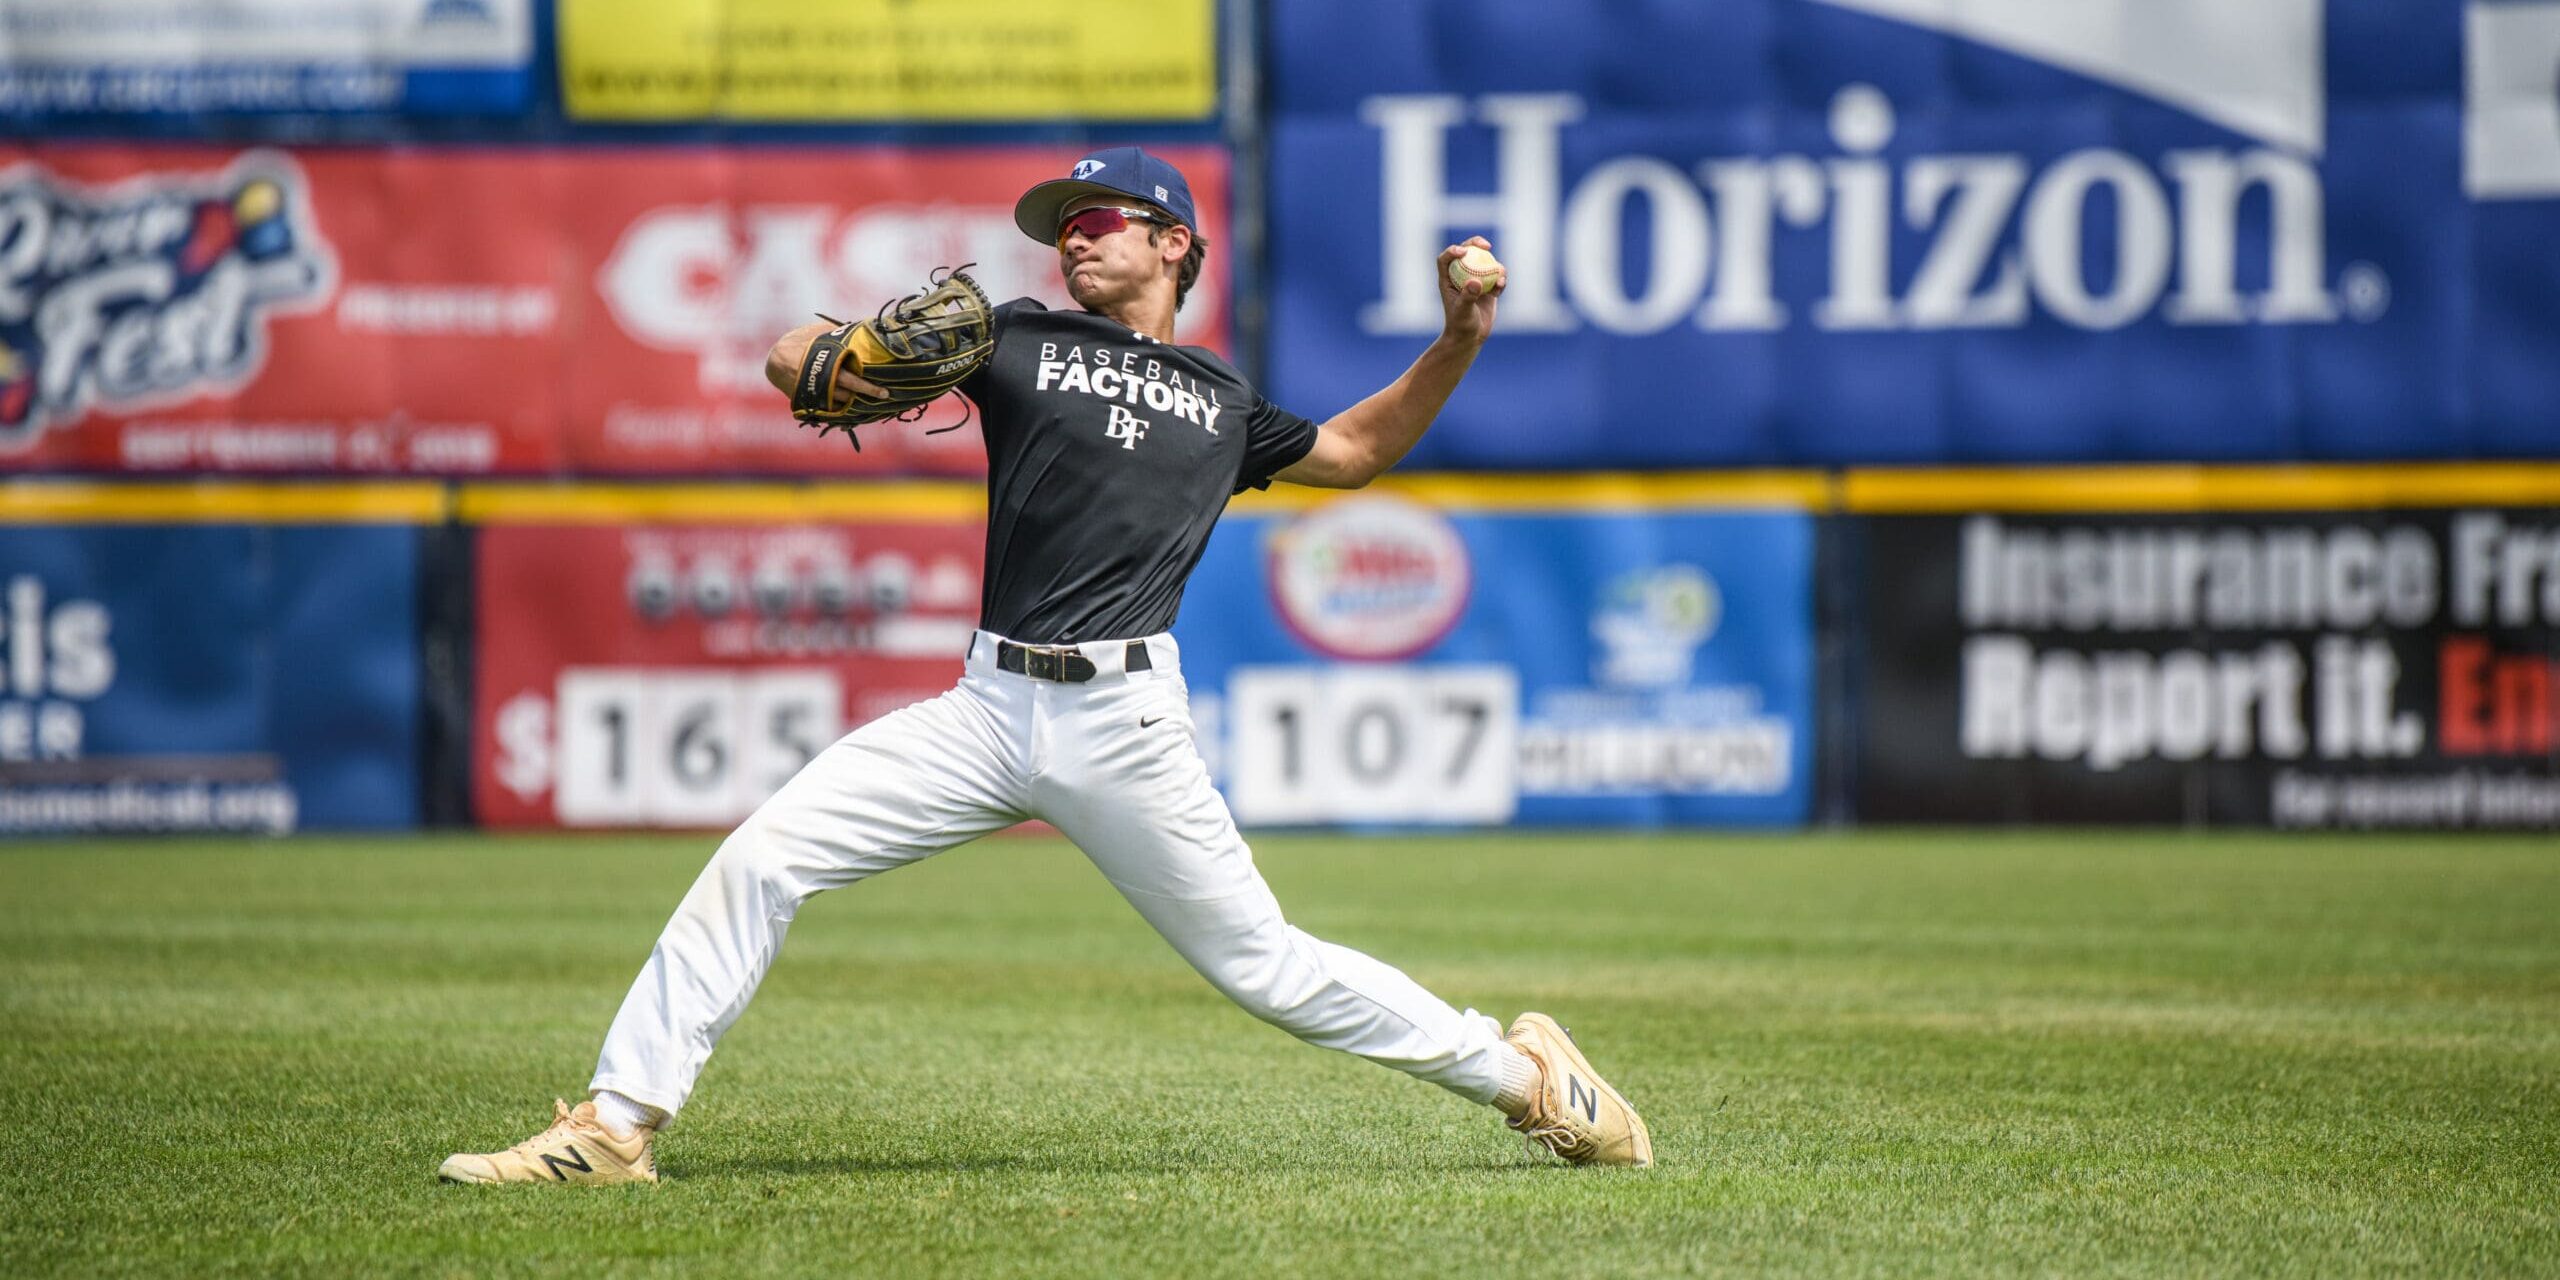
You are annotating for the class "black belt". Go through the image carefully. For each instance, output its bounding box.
[993,639,1153,683]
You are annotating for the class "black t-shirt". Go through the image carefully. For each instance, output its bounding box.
[957,299,1319,644]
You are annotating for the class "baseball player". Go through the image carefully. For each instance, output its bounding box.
[439,147,1650,1184]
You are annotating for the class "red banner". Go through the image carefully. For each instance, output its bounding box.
[473,520,989,827]
[0,144,1232,476]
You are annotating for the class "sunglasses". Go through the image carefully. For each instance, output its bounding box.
[1056,205,1169,249]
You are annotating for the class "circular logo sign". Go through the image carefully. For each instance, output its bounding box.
[1265,495,1471,660]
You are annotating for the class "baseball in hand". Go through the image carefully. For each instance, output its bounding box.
[1447,245,1505,294]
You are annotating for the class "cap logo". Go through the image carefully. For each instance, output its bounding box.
[1071,159,1106,179]
[1154,185,1169,202]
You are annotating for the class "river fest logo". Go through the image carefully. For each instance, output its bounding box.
[0,151,334,451]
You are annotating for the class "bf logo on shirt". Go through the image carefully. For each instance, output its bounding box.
[1106,405,1151,450]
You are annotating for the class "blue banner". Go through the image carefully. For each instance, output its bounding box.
[1172,498,1815,828]
[0,524,419,834]
[0,0,533,124]
[1266,0,2560,468]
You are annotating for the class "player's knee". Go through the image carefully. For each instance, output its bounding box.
[1199,951,1323,1029]
[706,818,808,899]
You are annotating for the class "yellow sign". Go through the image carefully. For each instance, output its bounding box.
[561,0,1217,121]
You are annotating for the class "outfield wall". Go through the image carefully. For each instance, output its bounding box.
[0,484,438,834]
[10,466,2560,835]
[3,1,2557,480]
[5,1,2560,833]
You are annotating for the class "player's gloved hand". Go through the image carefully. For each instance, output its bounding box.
[769,332,888,398]
[784,265,997,450]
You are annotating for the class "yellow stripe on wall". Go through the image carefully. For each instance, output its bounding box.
[1229,470,1833,513]
[0,481,447,524]
[1843,463,2560,513]
[3,462,2557,526]
[464,472,1831,523]
[455,482,988,524]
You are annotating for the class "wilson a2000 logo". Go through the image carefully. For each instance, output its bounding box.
[0,152,335,449]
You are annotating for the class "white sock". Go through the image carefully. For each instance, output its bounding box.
[1492,1045,1541,1119]
[590,1089,656,1139]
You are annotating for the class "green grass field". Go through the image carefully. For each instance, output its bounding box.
[2,830,2555,1278]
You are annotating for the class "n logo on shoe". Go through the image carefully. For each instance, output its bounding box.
[540,1145,594,1181]
[1567,1074,1601,1123]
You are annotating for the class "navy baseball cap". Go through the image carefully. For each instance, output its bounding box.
[1013,146,1202,244]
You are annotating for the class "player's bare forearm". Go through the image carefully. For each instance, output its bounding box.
[1278,238,1502,490]
[1287,334,1485,488]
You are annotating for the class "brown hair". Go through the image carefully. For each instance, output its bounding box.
[1149,223,1208,313]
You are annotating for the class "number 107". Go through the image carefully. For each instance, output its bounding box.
[1227,665,1518,825]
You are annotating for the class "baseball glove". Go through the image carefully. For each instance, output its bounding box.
[790,265,994,448]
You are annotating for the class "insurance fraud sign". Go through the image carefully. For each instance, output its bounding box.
[1853,509,2560,828]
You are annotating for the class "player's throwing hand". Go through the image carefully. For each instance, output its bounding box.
[1438,236,1505,344]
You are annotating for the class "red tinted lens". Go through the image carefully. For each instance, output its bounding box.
[1057,207,1131,247]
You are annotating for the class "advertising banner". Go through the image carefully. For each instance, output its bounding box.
[0,0,533,122]
[0,147,560,475]
[1852,509,2560,828]
[558,0,1216,122]
[1265,0,2560,469]
[473,519,987,828]
[1173,494,1816,828]
[0,145,1228,477]
[0,523,419,834]
[547,145,1228,475]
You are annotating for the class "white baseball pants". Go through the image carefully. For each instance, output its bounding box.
[589,630,1519,1121]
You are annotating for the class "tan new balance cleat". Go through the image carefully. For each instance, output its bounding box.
[1505,1013,1654,1168]
[437,1099,658,1185]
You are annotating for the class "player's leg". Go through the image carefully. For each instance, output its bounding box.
[1032,654,1649,1166]
[440,677,1030,1184]
[1096,835,1524,1099]
[1031,669,1517,1097]
[588,679,1029,1121]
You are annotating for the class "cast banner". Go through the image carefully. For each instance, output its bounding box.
[1266,0,2560,469]
[0,523,419,834]
[473,519,986,828]
[558,0,1216,122]
[1852,510,2560,828]
[0,145,1227,477]
[541,145,1227,476]
[0,0,533,122]
[1172,495,1816,828]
